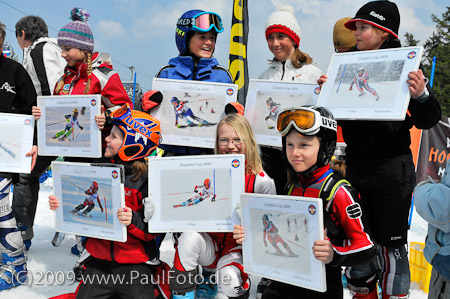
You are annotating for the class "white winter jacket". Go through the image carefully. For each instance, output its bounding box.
[259,59,323,83]
[22,37,66,96]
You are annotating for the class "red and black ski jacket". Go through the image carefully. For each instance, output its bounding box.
[288,165,376,267]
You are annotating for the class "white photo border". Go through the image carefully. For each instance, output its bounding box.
[317,46,423,120]
[151,78,238,148]
[148,154,245,232]
[245,79,320,148]
[52,161,126,242]
[0,112,34,173]
[241,193,326,292]
[37,94,102,157]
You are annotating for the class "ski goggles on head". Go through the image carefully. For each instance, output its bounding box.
[276,107,337,137]
[178,12,224,33]
[110,103,132,123]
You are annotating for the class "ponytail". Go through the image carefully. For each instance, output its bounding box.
[83,51,92,94]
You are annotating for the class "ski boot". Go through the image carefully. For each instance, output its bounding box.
[196,270,218,299]
[0,249,27,291]
[381,292,409,299]
[256,278,272,299]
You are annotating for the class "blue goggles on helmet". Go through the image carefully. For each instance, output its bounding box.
[177,12,224,33]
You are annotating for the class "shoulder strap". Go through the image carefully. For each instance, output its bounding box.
[319,173,351,202]
[212,64,233,82]
[245,174,256,193]
[155,65,173,78]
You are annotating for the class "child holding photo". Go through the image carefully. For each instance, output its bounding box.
[49,104,169,299]
[166,114,276,299]
[319,2,441,298]
[233,106,376,299]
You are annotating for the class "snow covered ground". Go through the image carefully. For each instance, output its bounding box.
[3,179,429,298]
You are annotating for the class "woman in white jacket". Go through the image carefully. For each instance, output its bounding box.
[259,6,323,83]
[259,6,324,196]
[257,7,324,297]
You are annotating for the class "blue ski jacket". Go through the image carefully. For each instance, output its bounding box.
[157,55,232,83]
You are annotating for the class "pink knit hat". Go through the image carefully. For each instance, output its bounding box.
[265,6,301,47]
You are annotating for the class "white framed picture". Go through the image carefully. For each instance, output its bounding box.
[241,193,326,292]
[245,79,320,147]
[52,161,126,242]
[148,154,245,232]
[151,78,238,148]
[37,94,102,157]
[0,112,34,173]
[317,46,424,120]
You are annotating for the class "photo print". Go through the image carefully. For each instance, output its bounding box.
[52,161,126,242]
[317,46,423,120]
[148,154,244,232]
[241,193,326,292]
[0,112,34,173]
[37,94,102,157]
[151,78,238,148]
[245,79,320,147]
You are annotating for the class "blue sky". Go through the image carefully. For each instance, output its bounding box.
[1,0,447,92]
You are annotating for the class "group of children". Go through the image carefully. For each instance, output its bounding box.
[0,1,443,299]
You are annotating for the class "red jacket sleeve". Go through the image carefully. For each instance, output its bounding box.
[328,186,377,266]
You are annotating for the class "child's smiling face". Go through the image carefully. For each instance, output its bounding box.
[105,126,124,158]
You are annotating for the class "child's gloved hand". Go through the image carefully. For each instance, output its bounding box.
[143,197,155,223]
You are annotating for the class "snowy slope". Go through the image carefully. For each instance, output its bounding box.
[3,179,429,298]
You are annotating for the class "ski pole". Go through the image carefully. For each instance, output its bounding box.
[280,236,305,249]
[46,120,66,127]
[70,182,85,191]
[75,129,82,139]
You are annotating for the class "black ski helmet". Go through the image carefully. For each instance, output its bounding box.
[279,105,337,174]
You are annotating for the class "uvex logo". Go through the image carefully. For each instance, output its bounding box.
[123,115,157,140]
[370,11,385,21]
[322,117,337,130]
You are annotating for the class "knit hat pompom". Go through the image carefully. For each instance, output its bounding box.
[70,7,90,22]
[58,7,94,52]
[265,5,301,47]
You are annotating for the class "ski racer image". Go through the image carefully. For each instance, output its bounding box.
[264,97,282,129]
[349,67,380,100]
[262,214,296,256]
[171,96,213,127]
[70,181,103,217]
[172,178,215,208]
[51,108,83,141]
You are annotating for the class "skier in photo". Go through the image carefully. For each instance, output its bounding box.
[71,181,103,217]
[171,96,213,127]
[173,178,215,208]
[349,67,380,100]
[51,108,83,141]
[264,97,282,129]
[262,214,296,256]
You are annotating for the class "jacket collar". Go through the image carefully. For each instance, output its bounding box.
[169,55,219,80]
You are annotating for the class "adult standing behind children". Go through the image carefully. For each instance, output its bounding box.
[13,15,66,248]
[258,6,324,196]
[318,2,442,298]
[414,159,450,299]
[156,9,233,156]
[0,21,37,291]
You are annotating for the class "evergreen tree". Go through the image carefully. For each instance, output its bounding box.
[422,7,450,116]
[404,32,419,46]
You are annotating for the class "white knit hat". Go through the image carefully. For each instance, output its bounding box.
[265,6,301,47]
